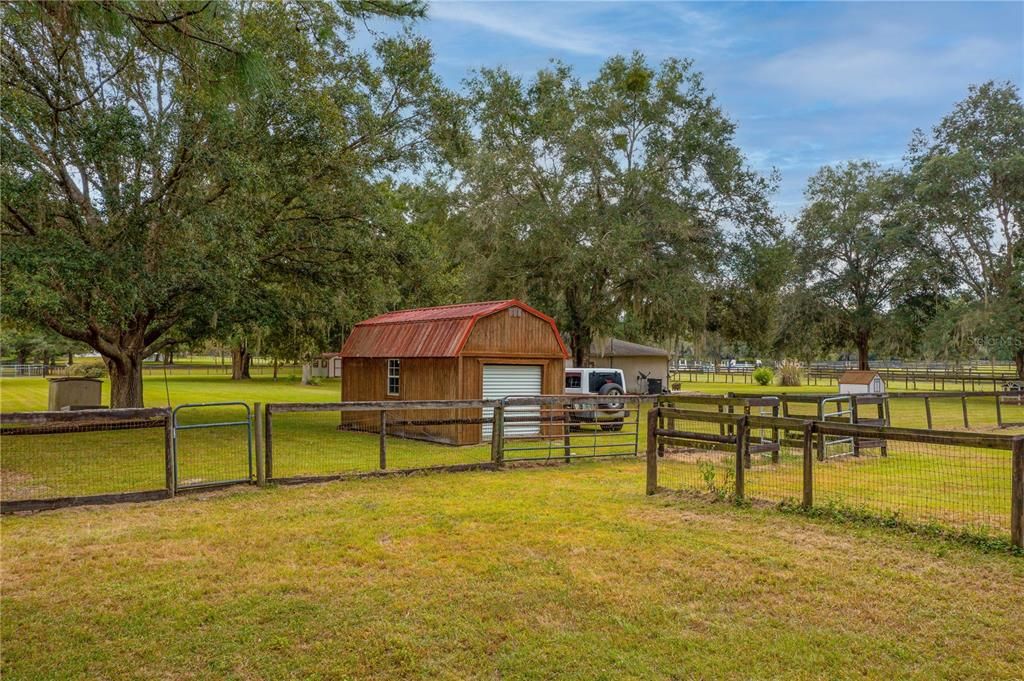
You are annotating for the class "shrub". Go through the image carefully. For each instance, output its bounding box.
[67,359,107,379]
[779,359,803,386]
[752,366,774,386]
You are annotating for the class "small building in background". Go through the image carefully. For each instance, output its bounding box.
[838,370,886,395]
[571,337,671,394]
[308,353,342,379]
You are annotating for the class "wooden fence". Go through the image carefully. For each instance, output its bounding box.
[662,390,1024,431]
[0,408,174,513]
[645,406,1024,548]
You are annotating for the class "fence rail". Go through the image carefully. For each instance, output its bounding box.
[646,406,1024,548]
[663,390,1024,432]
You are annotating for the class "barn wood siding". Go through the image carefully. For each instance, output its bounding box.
[462,310,565,358]
[342,357,465,444]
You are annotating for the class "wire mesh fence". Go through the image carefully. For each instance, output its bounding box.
[648,406,1024,546]
[652,409,739,499]
[0,408,171,510]
[264,402,497,482]
[812,424,1015,534]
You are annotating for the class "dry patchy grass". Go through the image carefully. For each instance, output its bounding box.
[2,461,1023,680]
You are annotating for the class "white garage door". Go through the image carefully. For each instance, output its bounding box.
[482,364,542,439]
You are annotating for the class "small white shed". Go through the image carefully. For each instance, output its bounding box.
[838,370,885,395]
[309,353,342,379]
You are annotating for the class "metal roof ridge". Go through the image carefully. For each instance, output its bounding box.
[356,300,518,325]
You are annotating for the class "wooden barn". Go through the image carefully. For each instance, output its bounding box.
[339,300,569,444]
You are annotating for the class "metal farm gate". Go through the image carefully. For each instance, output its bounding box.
[172,402,253,489]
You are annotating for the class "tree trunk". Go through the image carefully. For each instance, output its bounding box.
[105,353,144,408]
[165,348,174,365]
[273,356,279,381]
[856,329,870,370]
[1015,348,1024,380]
[67,352,74,365]
[571,331,590,367]
[231,345,252,380]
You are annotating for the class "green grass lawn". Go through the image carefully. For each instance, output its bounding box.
[2,461,1022,680]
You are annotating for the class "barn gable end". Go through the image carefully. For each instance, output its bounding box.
[461,307,566,358]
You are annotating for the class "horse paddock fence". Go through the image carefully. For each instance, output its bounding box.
[646,406,1024,548]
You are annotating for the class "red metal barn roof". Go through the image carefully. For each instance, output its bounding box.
[340,300,569,358]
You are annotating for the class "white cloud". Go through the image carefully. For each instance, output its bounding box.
[754,30,1011,103]
[428,2,611,56]
[427,2,739,60]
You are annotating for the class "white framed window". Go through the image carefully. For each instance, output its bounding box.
[387,359,401,396]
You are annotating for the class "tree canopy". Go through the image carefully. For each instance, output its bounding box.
[2,0,448,404]
[449,54,776,364]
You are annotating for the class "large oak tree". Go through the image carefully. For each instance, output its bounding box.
[449,54,776,364]
[791,162,925,369]
[2,0,446,405]
[909,81,1024,377]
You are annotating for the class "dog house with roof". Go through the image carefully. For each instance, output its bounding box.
[838,370,886,395]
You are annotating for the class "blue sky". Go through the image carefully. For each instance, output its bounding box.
[404,1,1023,216]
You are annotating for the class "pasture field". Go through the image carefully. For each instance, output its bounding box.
[2,461,1023,680]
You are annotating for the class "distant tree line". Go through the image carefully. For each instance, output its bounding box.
[2,2,1021,406]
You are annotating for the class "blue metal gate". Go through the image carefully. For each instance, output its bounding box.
[172,402,253,490]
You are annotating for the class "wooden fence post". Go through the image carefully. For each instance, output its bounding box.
[491,405,504,467]
[995,394,1003,428]
[379,409,387,470]
[771,403,780,464]
[802,422,813,509]
[657,399,665,458]
[850,397,861,457]
[264,406,274,481]
[924,396,933,430]
[646,407,659,495]
[254,402,266,486]
[164,413,176,497]
[563,402,572,463]
[816,400,825,461]
[961,395,970,429]
[734,416,748,502]
[1012,438,1023,549]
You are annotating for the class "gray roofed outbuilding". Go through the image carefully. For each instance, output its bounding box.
[591,338,670,358]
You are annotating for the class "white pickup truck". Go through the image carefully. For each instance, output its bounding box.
[564,368,628,431]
